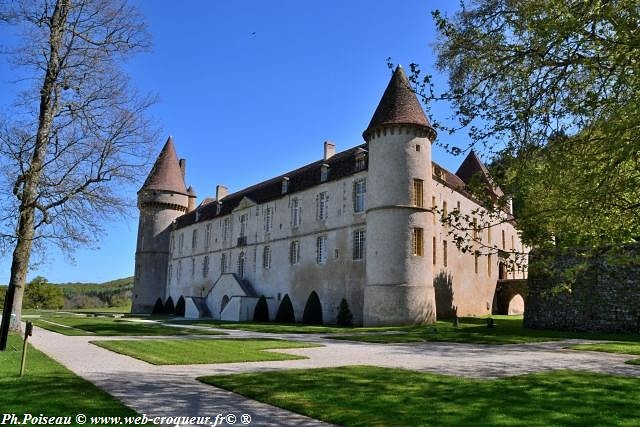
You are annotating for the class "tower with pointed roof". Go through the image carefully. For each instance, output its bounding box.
[363,65,438,325]
[132,137,195,313]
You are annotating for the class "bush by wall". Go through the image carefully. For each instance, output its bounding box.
[253,295,269,322]
[302,291,323,325]
[275,294,295,323]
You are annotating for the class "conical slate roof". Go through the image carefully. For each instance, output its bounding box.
[363,65,433,139]
[140,137,189,195]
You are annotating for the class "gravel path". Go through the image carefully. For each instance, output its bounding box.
[29,324,640,426]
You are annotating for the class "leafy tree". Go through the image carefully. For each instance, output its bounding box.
[302,291,323,325]
[336,298,353,327]
[152,298,164,315]
[275,294,295,323]
[414,1,640,249]
[0,0,155,348]
[23,276,63,310]
[175,296,186,317]
[253,295,270,322]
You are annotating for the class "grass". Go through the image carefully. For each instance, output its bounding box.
[331,316,640,344]
[570,342,640,366]
[167,319,405,334]
[29,315,224,336]
[1,334,137,418]
[199,366,640,426]
[92,338,319,364]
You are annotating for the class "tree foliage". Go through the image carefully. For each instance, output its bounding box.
[336,298,353,327]
[421,0,640,248]
[0,0,155,341]
[253,295,269,322]
[302,291,323,325]
[23,276,63,310]
[275,294,295,323]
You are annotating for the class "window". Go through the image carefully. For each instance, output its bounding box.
[473,217,478,240]
[432,236,436,265]
[412,228,424,256]
[222,218,231,241]
[353,178,366,213]
[170,235,175,254]
[237,252,245,278]
[316,236,327,264]
[474,251,479,274]
[282,177,289,194]
[443,240,448,267]
[316,192,328,221]
[177,260,182,281]
[502,230,506,249]
[488,227,492,245]
[168,264,173,284]
[264,206,273,233]
[191,258,195,278]
[290,241,300,265]
[511,235,515,251]
[291,198,301,227]
[353,229,366,260]
[320,165,329,182]
[203,255,210,278]
[442,201,448,220]
[413,179,424,208]
[178,233,184,254]
[263,246,271,269]
[432,196,437,224]
[355,155,366,171]
[205,224,212,249]
[221,253,228,273]
[239,213,248,238]
[416,144,421,152]
[192,229,198,251]
[456,201,461,212]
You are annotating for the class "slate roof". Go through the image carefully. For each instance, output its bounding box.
[455,150,504,199]
[363,65,434,139]
[174,143,369,229]
[140,137,189,195]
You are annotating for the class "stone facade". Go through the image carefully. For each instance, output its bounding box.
[132,66,528,325]
[524,243,640,333]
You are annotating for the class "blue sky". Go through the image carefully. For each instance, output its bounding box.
[0,0,469,284]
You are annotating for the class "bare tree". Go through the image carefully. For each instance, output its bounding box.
[0,0,156,350]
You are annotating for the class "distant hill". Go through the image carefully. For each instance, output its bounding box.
[0,277,134,310]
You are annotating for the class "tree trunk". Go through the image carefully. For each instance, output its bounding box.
[0,0,70,347]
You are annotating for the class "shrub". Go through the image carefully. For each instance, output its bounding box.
[302,291,323,325]
[336,298,353,327]
[275,294,295,323]
[152,297,164,314]
[253,295,270,322]
[175,296,186,317]
[164,296,175,315]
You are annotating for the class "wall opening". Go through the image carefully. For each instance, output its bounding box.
[220,294,230,313]
[508,294,525,315]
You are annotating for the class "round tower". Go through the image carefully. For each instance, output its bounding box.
[362,66,438,325]
[132,137,191,313]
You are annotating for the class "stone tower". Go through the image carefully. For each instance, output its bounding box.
[132,137,194,313]
[362,66,438,325]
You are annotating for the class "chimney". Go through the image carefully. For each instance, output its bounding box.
[216,185,228,201]
[323,141,335,160]
[179,159,186,179]
[187,186,196,212]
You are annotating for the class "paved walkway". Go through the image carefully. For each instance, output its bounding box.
[29,324,640,426]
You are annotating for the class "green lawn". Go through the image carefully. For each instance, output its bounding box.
[1,334,137,418]
[92,338,319,364]
[199,366,640,426]
[570,342,640,366]
[29,315,223,336]
[167,319,405,334]
[331,316,640,344]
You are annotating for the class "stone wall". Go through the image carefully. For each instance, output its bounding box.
[524,243,640,333]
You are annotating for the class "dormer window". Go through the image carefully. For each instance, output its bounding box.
[320,164,329,182]
[282,177,289,194]
[355,150,367,171]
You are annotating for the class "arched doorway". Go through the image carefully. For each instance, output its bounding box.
[508,294,525,315]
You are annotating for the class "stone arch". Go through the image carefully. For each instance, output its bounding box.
[494,279,528,315]
[302,291,323,325]
[220,294,230,313]
[175,296,186,317]
[508,294,525,315]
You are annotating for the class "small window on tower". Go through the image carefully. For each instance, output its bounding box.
[416,144,421,152]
